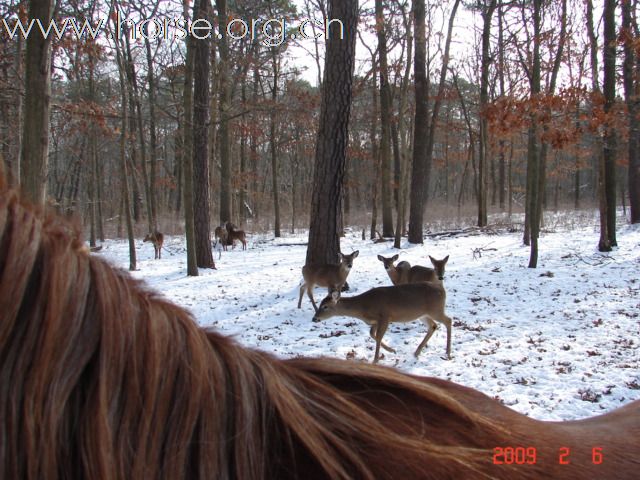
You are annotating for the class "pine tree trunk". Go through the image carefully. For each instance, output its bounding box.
[182,0,199,275]
[20,0,54,206]
[623,0,640,223]
[192,0,215,269]
[306,0,358,266]
[375,0,394,238]
[270,51,281,238]
[217,0,232,223]
[408,0,428,244]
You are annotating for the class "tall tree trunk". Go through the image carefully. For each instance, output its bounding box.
[498,3,506,210]
[123,33,153,231]
[182,0,199,275]
[394,7,413,249]
[369,64,380,240]
[478,0,497,227]
[20,0,55,205]
[375,0,394,238]
[408,0,428,244]
[271,51,282,237]
[217,0,232,223]
[603,0,617,246]
[623,0,640,223]
[145,37,159,231]
[112,9,136,271]
[192,0,215,269]
[526,0,542,268]
[306,0,358,266]
[585,0,610,251]
[409,0,460,242]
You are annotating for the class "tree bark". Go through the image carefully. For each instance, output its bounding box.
[192,0,215,269]
[111,8,136,271]
[270,50,282,237]
[375,0,394,238]
[478,0,497,227]
[20,0,55,205]
[623,0,640,223]
[602,0,617,247]
[408,0,428,244]
[409,0,460,243]
[182,0,199,275]
[217,0,232,223]
[306,0,358,266]
[526,0,542,268]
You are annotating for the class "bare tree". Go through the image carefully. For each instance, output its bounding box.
[478,0,498,227]
[192,0,215,268]
[217,0,232,224]
[408,0,460,243]
[602,0,617,246]
[375,0,394,238]
[306,0,358,266]
[20,0,55,205]
[623,0,640,223]
[183,0,199,275]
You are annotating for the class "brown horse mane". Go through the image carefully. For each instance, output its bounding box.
[1,186,637,479]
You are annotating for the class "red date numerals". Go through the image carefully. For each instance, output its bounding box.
[493,446,537,465]
[559,446,604,465]
[493,446,604,465]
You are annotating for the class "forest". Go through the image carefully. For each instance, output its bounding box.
[1,0,638,272]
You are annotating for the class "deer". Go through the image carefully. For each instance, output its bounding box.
[227,228,247,250]
[143,231,164,259]
[221,222,247,250]
[298,250,359,312]
[312,281,452,363]
[214,226,229,251]
[378,254,449,285]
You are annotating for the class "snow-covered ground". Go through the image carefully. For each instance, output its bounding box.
[96,214,640,421]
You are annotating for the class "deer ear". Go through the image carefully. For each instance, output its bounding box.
[338,252,344,261]
[429,255,435,262]
[392,254,399,261]
[377,255,384,262]
[330,290,341,302]
[352,250,359,258]
[443,255,449,262]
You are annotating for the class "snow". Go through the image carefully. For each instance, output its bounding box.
[95,214,640,422]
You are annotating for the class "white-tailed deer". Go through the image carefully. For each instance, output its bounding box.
[227,228,247,250]
[143,231,164,259]
[298,251,359,312]
[377,254,449,285]
[220,222,247,250]
[312,282,452,363]
[214,226,229,251]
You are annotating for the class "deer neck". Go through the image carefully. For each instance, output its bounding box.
[336,296,372,321]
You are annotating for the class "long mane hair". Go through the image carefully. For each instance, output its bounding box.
[1,186,637,479]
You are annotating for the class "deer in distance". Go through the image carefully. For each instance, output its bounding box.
[313,281,453,363]
[378,254,449,285]
[214,226,229,251]
[298,251,359,312]
[143,231,164,259]
[225,222,248,250]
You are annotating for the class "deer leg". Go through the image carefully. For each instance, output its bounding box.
[369,325,395,353]
[414,317,438,358]
[307,285,318,312]
[436,313,453,359]
[373,321,390,363]
[297,283,306,309]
